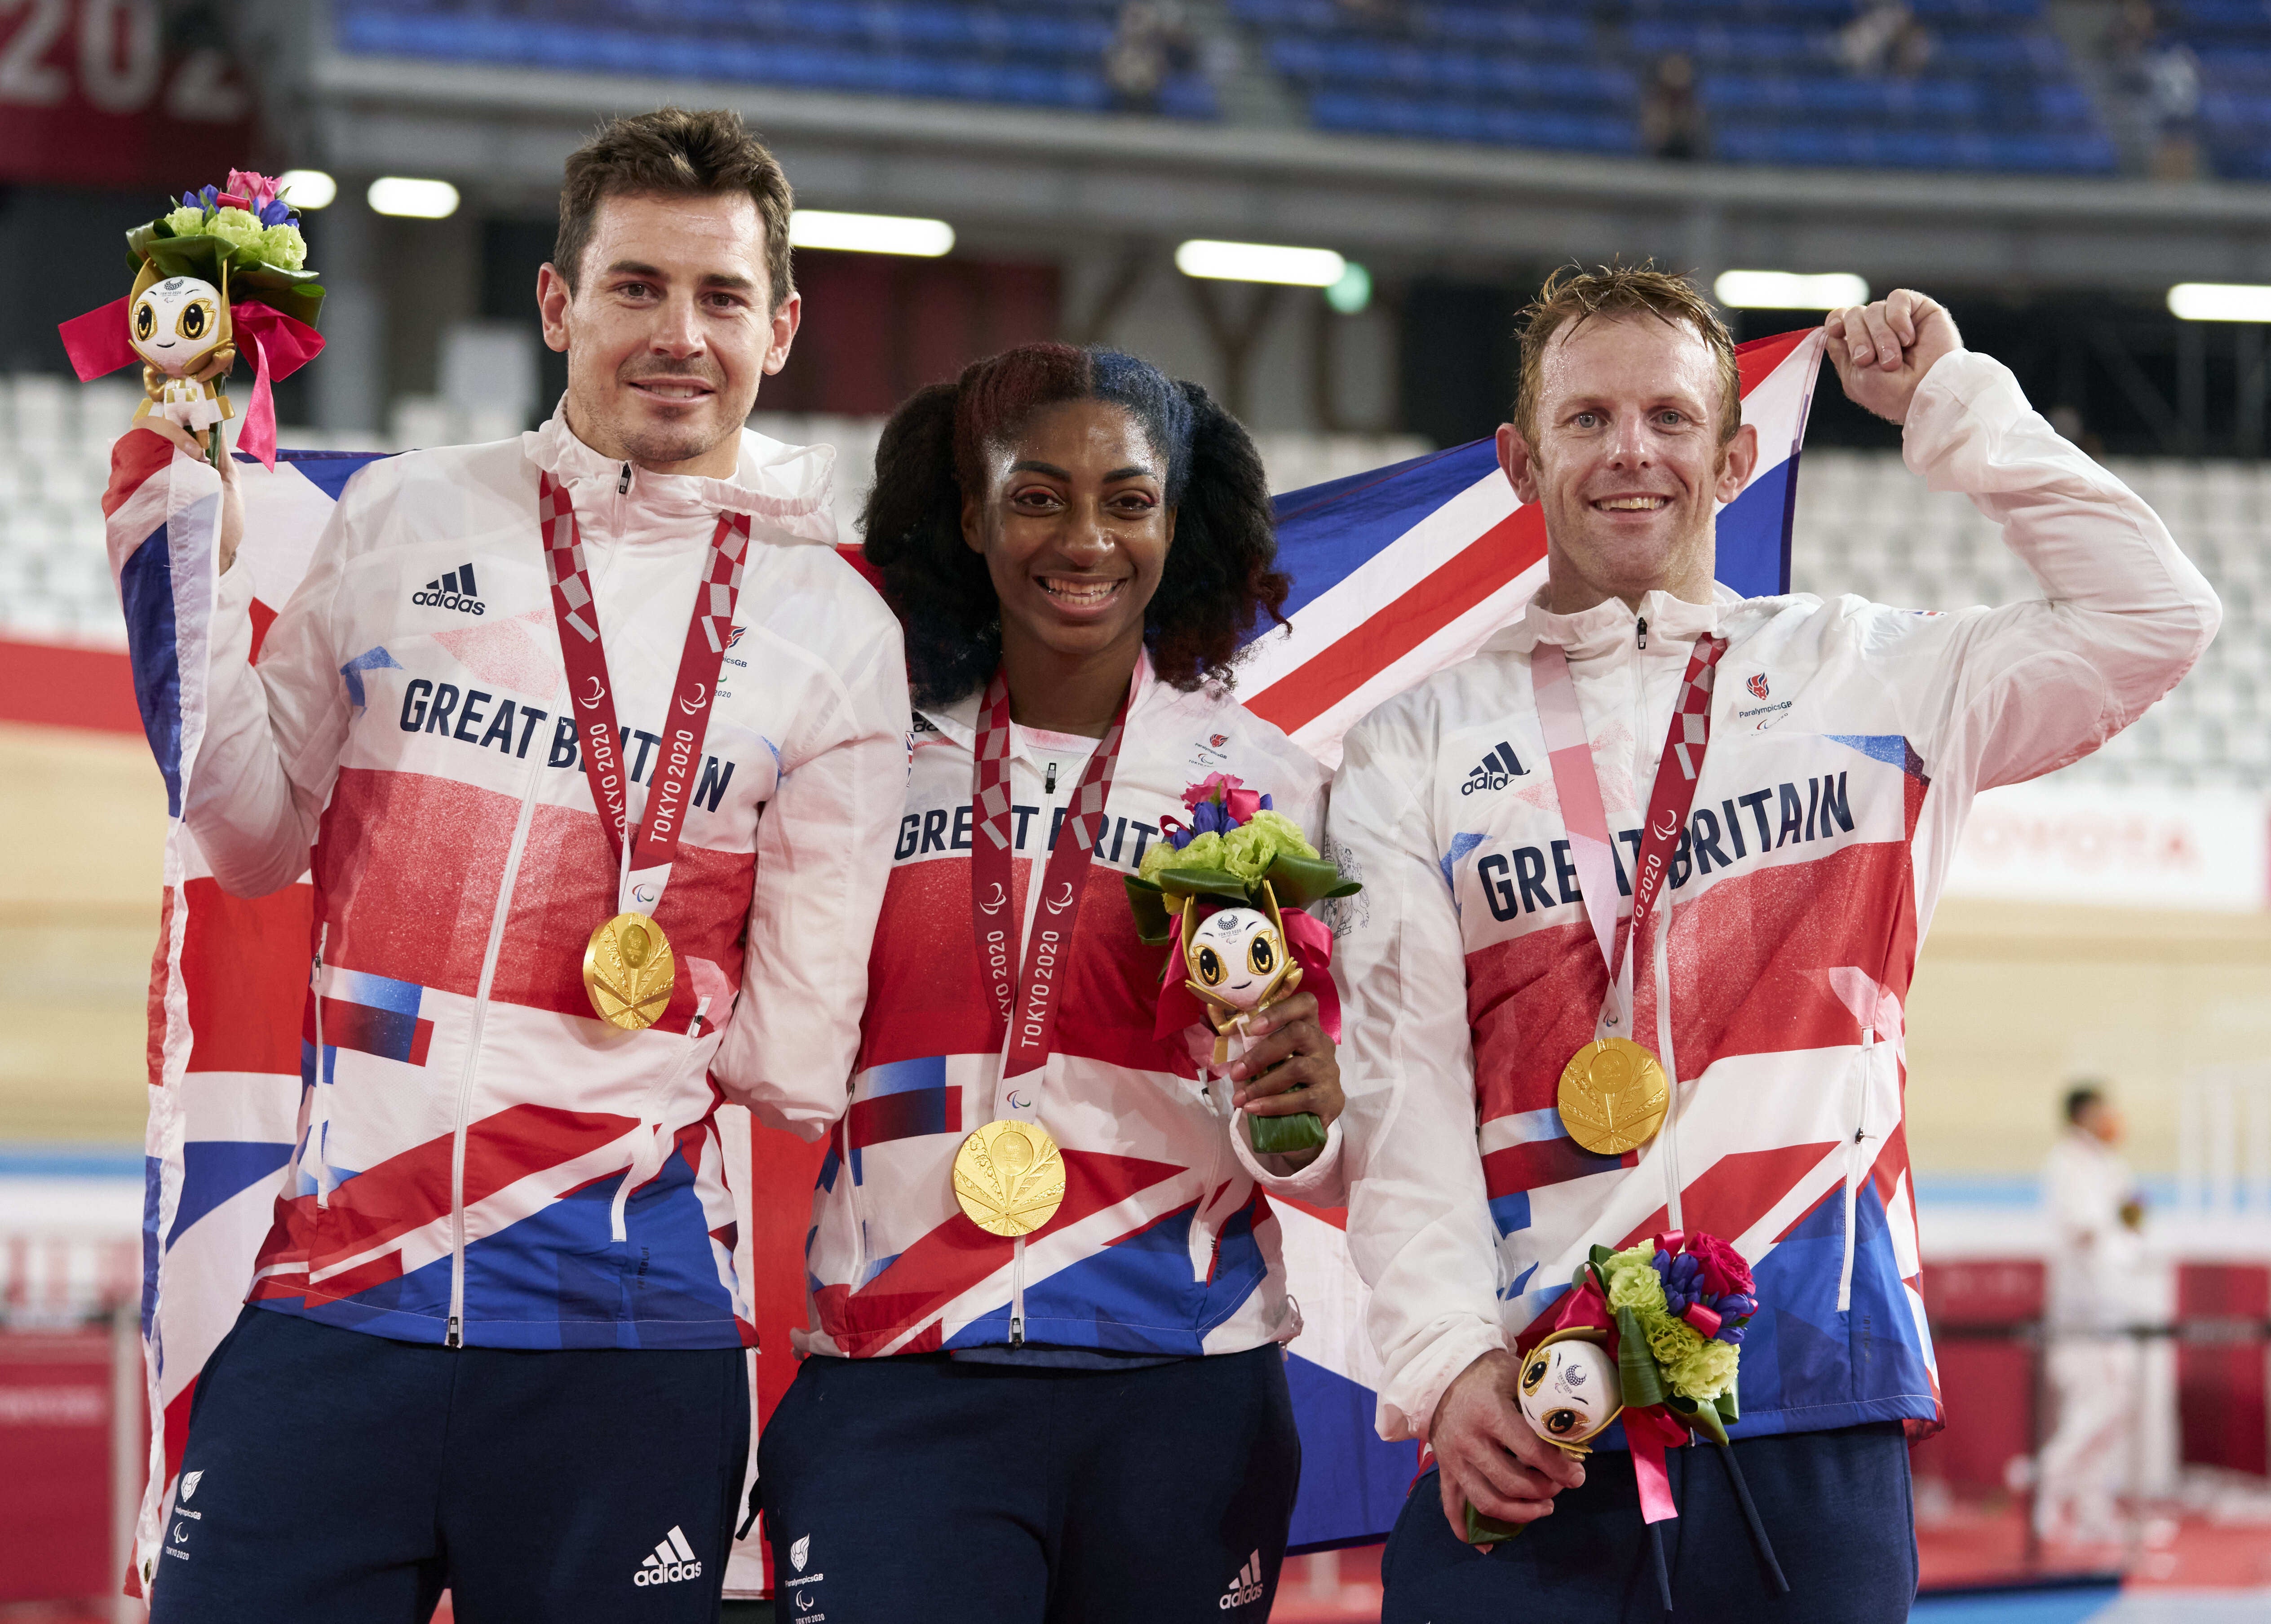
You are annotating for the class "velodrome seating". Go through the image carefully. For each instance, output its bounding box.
[1237,0,2117,173]
[334,0,1220,119]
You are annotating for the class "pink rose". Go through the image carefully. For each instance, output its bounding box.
[1182,771,1244,811]
[226,169,283,210]
[1685,1232,1754,1298]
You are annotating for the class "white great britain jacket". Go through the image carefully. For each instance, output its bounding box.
[185,410,909,1351]
[1328,351,2220,1446]
[797,657,1345,1359]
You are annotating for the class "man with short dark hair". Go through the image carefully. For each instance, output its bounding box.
[1330,265,2218,1620]
[141,107,908,1623]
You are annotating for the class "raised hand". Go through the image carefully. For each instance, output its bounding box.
[137,418,245,574]
[1824,289,1963,427]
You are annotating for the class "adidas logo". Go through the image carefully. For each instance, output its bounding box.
[412,562,487,616]
[1461,741,1527,796]
[1218,1549,1266,1610]
[632,1526,703,1587]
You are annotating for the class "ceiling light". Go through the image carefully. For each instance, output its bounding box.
[276,169,336,210]
[2168,282,2271,322]
[1713,270,1870,310]
[367,177,460,219]
[789,210,953,257]
[1325,262,1372,315]
[1176,239,1347,288]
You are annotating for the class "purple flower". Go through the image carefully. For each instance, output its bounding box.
[1192,800,1226,836]
[1260,793,1273,810]
[1167,826,1195,850]
[1654,1249,1709,1316]
[258,199,294,227]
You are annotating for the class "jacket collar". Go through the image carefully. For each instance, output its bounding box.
[1499,580,1742,660]
[921,651,1164,758]
[522,400,838,544]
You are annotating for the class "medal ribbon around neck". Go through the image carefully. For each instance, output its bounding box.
[537,470,751,1029]
[969,666,1133,1091]
[1532,632,1726,1153]
[949,668,1131,1242]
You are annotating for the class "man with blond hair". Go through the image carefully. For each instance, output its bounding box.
[140,108,907,1622]
[1329,266,2218,1619]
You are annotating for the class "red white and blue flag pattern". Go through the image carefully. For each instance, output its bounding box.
[108,328,1822,1585]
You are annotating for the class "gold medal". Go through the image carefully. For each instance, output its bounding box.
[1556,1037,1670,1155]
[583,912,675,1031]
[952,1119,1066,1238]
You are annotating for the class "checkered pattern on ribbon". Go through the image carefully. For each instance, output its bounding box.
[968,668,1136,1084]
[1623,633,1731,973]
[535,469,751,900]
[973,671,1017,852]
[1669,636,1727,782]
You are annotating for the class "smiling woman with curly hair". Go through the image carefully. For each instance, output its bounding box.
[862,342,1292,708]
[757,343,1346,1624]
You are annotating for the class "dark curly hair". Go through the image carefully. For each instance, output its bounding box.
[860,343,1290,708]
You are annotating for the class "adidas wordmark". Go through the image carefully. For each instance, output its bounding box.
[633,1526,703,1588]
[412,563,486,616]
[1219,1549,1266,1610]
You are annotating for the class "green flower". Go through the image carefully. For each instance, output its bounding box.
[1242,810,1318,862]
[163,204,209,237]
[1602,1248,1666,1316]
[1142,830,1227,886]
[1219,822,1277,883]
[252,223,307,270]
[203,206,266,252]
[1665,1336,1740,1403]
[1645,1314,1703,1369]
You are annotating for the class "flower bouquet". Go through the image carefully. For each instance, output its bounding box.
[1469,1230,1785,1602]
[1127,774,1358,1158]
[58,171,326,467]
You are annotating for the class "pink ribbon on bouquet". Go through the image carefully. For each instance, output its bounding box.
[1514,1264,1684,1526]
[57,296,324,469]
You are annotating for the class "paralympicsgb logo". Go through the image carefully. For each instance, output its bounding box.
[1746,673,1771,701]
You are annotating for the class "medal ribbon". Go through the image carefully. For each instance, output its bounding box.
[970,668,1132,1101]
[1532,633,1726,1038]
[537,471,752,919]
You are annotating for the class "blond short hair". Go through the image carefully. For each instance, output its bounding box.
[1514,262,1741,447]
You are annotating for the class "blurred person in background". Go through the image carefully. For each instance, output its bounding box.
[757,343,1346,1623]
[1640,54,1706,162]
[133,108,908,1624]
[2034,1082,2149,1546]
[1328,266,2220,1622]
[1105,0,1196,113]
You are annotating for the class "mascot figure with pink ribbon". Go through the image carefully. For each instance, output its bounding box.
[59,171,325,468]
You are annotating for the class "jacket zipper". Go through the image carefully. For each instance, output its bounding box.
[445,770,544,1348]
[446,480,623,1350]
[1008,743,1074,1346]
[1837,1028,1877,1313]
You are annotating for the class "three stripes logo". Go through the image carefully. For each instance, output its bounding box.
[412,562,487,616]
[1218,1550,1266,1610]
[632,1526,703,1587]
[1461,740,1527,796]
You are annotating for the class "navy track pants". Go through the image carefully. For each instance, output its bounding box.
[757,1344,1302,1623]
[1382,1420,1918,1623]
[148,1304,749,1624]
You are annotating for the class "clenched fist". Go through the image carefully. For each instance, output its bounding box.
[1824,289,1962,427]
